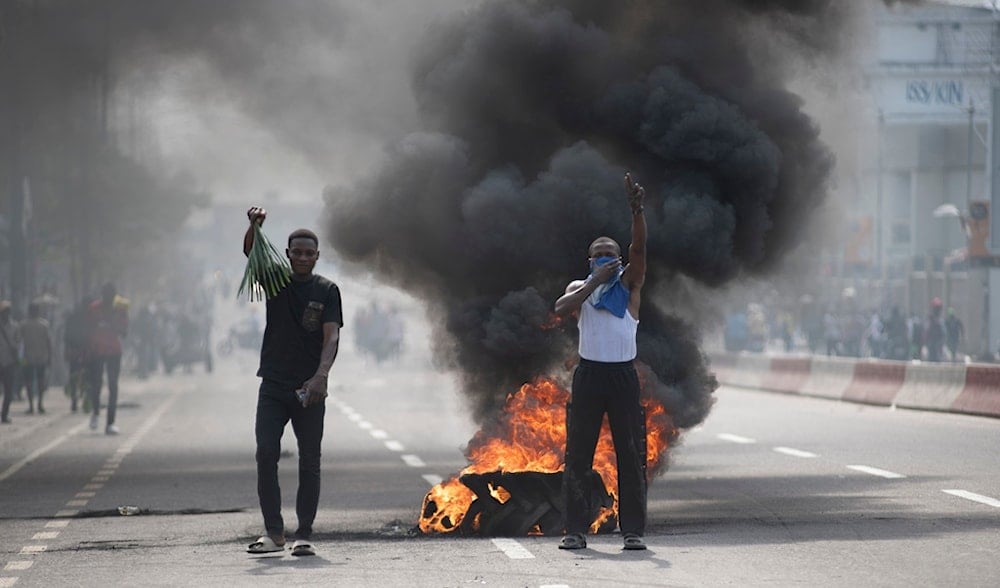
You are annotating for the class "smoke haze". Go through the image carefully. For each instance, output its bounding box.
[5,0,898,434]
[325,0,857,429]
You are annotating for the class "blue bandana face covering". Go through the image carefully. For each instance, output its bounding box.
[590,256,618,271]
[587,256,629,318]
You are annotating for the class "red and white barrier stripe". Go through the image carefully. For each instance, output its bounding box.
[708,352,1000,419]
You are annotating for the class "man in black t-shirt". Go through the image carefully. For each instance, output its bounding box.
[243,206,343,557]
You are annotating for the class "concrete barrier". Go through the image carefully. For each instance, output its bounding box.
[761,357,811,395]
[707,349,1000,419]
[842,360,907,406]
[894,362,967,412]
[800,356,856,400]
[952,365,1000,418]
[733,354,771,390]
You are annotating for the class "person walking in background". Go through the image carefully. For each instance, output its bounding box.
[0,301,20,424]
[20,302,52,414]
[87,283,129,435]
[945,307,965,363]
[553,172,648,551]
[243,206,343,557]
[925,297,945,362]
[63,297,91,413]
[823,309,840,357]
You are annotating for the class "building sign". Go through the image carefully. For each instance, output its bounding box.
[905,79,964,107]
[871,74,991,121]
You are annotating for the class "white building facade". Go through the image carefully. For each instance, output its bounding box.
[863,2,1000,355]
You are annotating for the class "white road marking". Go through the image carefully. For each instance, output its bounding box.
[31,532,58,540]
[83,484,103,491]
[846,465,906,479]
[384,440,405,452]
[75,492,96,498]
[348,413,363,422]
[422,474,444,486]
[370,430,389,440]
[492,538,535,559]
[773,447,817,458]
[401,454,426,467]
[3,561,32,571]
[0,577,18,587]
[0,423,88,484]
[44,521,69,529]
[717,433,756,444]
[54,510,78,518]
[65,499,88,507]
[357,421,373,430]
[97,470,116,476]
[91,476,109,482]
[19,545,46,554]
[540,585,571,588]
[942,489,1000,508]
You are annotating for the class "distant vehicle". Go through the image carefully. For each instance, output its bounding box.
[161,312,213,373]
[216,318,262,357]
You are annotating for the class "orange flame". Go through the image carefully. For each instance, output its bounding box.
[419,374,675,535]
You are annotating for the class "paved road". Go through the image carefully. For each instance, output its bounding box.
[1,328,998,587]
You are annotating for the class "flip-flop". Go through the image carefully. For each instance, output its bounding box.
[558,533,587,550]
[290,539,316,557]
[247,536,285,554]
[622,533,647,550]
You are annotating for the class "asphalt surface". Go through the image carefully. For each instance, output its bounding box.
[1,309,998,587]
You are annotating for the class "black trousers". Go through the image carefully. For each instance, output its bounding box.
[563,358,647,536]
[255,379,325,539]
[89,355,121,426]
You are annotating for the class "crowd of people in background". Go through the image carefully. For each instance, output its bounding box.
[0,280,217,431]
[725,294,967,363]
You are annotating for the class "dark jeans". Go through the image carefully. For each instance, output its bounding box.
[89,355,121,425]
[0,365,14,421]
[255,379,325,539]
[563,358,647,536]
[23,364,48,410]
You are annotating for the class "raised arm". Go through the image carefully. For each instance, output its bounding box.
[621,173,646,291]
[243,206,266,256]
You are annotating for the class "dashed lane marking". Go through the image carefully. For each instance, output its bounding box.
[43,521,68,529]
[18,546,46,554]
[717,433,756,444]
[357,421,373,430]
[384,440,405,452]
[422,474,444,486]
[773,447,817,458]
[943,489,1000,508]
[401,454,426,467]
[370,430,389,440]
[31,532,58,540]
[54,510,78,518]
[0,423,88,484]
[491,538,535,560]
[846,465,906,479]
[65,499,88,507]
[0,577,19,587]
[3,561,31,571]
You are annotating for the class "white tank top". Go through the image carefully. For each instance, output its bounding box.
[578,302,638,362]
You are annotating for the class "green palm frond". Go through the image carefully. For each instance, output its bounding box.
[238,224,292,301]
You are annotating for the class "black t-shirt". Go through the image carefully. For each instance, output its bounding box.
[257,274,343,387]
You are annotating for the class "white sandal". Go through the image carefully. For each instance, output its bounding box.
[247,536,285,554]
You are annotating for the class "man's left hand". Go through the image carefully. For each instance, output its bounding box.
[301,374,329,407]
[625,172,645,213]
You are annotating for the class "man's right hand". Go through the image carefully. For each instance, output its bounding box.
[247,206,267,226]
[592,257,622,284]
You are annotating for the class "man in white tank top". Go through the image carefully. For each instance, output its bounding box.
[553,172,647,551]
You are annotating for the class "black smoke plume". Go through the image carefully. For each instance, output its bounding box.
[325,0,841,431]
